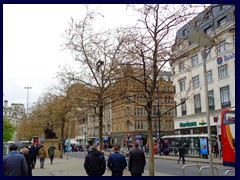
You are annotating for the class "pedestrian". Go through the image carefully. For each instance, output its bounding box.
[48,143,56,164]
[84,144,106,176]
[3,143,28,176]
[38,145,47,168]
[177,144,186,164]
[190,142,194,155]
[21,147,33,176]
[128,142,146,176]
[28,144,39,169]
[214,141,219,158]
[107,144,127,176]
[85,143,90,153]
[145,143,149,156]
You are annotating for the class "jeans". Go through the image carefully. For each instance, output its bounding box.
[50,154,54,164]
[40,157,45,168]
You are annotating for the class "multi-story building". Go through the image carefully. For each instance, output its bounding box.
[74,105,112,146]
[111,71,175,146]
[3,100,26,141]
[170,5,235,136]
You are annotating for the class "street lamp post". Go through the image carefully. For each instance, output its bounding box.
[189,26,235,175]
[108,132,111,146]
[157,94,161,156]
[189,32,214,176]
[84,112,88,157]
[24,86,32,116]
[84,131,87,157]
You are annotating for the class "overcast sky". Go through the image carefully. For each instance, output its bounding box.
[3,4,138,108]
[3,4,206,109]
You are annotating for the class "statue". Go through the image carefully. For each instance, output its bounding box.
[44,123,58,139]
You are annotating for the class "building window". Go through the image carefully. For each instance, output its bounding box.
[219,5,224,11]
[207,70,213,83]
[218,64,228,79]
[179,62,184,73]
[137,121,142,130]
[204,26,212,34]
[194,94,201,113]
[191,55,198,67]
[218,41,226,54]
[192,75,200,88]
[208,90,215,110]
[179,79,186,91]
[153,107,158,116]
[181,99,186,116]
[220,86,231,109]
[127,106,130,116]
[217,16,227,28]
[183,29,187,36]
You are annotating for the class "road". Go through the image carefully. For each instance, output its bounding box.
[66,151,235,176]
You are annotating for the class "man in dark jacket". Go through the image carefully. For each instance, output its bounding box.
[21,147,33,176]
[128,142,146,176]
[3,144,28,176]
[28,144,39,169]
[177,144,186,164]
[84,144,106,176]
[107,144,127,176]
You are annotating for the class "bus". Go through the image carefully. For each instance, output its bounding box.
[161,134,216,157]
[221,107,235,167]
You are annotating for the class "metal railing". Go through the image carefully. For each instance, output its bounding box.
[199,166,219,176]
[182,164,200,176]
[224,169,235,176]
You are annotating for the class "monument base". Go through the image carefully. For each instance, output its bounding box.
[44,139,61,158]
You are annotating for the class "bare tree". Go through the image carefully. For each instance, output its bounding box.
[62,5,125,152]
[116,4,201,176]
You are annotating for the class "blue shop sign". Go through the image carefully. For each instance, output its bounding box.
[217,52,235,65]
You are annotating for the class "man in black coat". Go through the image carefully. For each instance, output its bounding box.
[84,144,106,176]
[128,142,146,176]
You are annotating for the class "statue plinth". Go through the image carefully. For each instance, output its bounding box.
[45,139,61,157]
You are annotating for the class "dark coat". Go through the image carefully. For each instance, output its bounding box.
[3,152,28,176]
[84,149,106,176]
[128,148,146,174]
[29,145,38,158]
[178,146,186,156]
[107,151,127,173]
[23,153,33,176]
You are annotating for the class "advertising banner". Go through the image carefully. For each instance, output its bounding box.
[200,137,208,155]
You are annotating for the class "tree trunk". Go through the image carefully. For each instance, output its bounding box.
[98,106,103,152]
[60,117,65,158]
[148,119,154,176]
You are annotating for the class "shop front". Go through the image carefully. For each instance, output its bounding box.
[174,116,218,136]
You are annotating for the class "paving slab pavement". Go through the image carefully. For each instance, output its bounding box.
[32,153,223,176]
[32,155,174,176]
